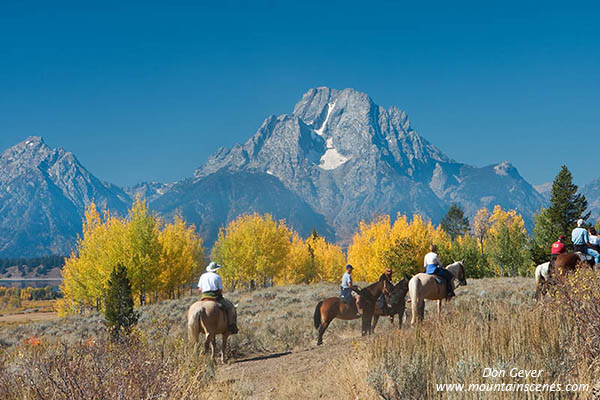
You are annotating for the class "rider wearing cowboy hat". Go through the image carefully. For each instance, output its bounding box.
[198,262,238,334]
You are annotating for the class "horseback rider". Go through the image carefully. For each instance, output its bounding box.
[197,262,238,334]
[424,244,455,298]
[550,235,566,270]
[340,264,362,317]
[571,219,600,265]
[588,227,600,252]
[377,267,393,314]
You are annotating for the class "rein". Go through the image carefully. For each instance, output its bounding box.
[356,281,387,302]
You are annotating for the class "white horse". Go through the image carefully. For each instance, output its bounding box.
[535,261,551,300]
[408,261,467,325]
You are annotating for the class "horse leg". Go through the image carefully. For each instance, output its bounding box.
[437,299,442,316]
[317,319,331,346]
[412,297,425,325]
[372,314,380,333]
[221,334,228,364]
[362,313,373,336]
[211,334,217,361]
[203,333,211,355]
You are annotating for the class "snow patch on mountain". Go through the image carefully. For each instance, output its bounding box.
[314,102,336,136]
[319,148,350,170]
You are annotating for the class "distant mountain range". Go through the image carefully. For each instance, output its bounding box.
[0,87,569,257]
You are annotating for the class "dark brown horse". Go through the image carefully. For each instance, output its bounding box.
[372,277,410,331]
[554,252,594,276]
[313,279,392,346]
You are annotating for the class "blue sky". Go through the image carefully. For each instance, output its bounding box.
[1,1,598,186]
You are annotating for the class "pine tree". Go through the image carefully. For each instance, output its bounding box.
[104,264,139,338]
[546,166,589,239]
[530,208,562,264]
[440,204,470,240]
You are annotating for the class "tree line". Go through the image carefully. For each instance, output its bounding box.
[0,255,65,276]
[59,165,592,315]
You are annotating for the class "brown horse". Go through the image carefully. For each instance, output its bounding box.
[372,277,410,331]
[408,261,467,325]
[187,299,236,363]
[313,279,392,345]
[554,252,594,276]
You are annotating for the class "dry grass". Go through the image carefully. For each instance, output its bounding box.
[1,278,599,399]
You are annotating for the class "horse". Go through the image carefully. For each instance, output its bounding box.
[187,299,236,363]
[313,279,392,346]
[372,277,410,331]
[408,261,467,326]
[534,261,551,300]
[553,252,594,276]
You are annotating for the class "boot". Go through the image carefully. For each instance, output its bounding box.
[446,285,455,298]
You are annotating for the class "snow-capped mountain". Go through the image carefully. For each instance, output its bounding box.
[194,87,546,237]
[0,137,130,257]
[0,87,550,257]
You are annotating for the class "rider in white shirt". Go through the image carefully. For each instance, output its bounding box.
[423,244,455,298]
[198,262,238,334]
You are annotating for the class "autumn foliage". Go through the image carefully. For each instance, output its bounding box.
[59,197,534,315]
[58,198,205,314]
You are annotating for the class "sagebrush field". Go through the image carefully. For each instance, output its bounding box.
[1,276,599,399]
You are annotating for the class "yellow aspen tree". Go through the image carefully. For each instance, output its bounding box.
[125,197,162,305]
[473,207,492,256]
[308,233,346,283]
[158,215,205,298]
[487,205,530,277]
[276,232,313,285]
[211,213,292,288]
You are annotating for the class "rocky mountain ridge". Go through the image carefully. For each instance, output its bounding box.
[0,87,553,257]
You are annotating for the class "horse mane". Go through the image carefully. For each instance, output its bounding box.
[445,261,464,278]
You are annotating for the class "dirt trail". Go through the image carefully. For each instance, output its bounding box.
[216,339,351,399]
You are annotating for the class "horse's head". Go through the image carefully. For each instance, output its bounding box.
[455,260,467,286]
[389,276,410,305]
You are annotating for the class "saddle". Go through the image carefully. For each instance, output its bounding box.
[201,297,217,302]
[432,276,446,285]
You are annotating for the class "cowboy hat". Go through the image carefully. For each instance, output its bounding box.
[206,262,222,272]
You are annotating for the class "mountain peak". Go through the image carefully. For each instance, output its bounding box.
[24,136,45,144]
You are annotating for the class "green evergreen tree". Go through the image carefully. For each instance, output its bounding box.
[440,204,470,240]
[104,264,139,338]
[530,208,562,264]
[547,165,589,238]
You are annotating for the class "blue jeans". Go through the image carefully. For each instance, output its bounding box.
[586,248,600,264]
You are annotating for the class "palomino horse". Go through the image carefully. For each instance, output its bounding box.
[187,300,236,362]
[408,261,467,326]
[534,261,551,300]
[313,279,392,345]
[372,277,410,331]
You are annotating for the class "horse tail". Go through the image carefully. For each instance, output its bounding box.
[187,306,202,342]
[314,301,323,330]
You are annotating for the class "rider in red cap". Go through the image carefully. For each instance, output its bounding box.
[550,235,567,271]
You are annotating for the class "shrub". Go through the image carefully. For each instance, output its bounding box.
[104,264,139,338]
